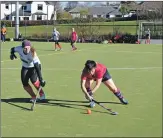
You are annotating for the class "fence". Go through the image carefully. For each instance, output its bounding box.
[5,21,162,41]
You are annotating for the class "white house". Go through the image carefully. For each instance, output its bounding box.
[89,6,122,18]
[0,1,55,21]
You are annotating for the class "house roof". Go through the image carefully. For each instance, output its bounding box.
[109,9,122,15]
[137,1,162,11]
[69,7,88,13]
[32,12,47,15]
[11,10,31,16]
[124,1,162,11]
[89,6,121,15]
[26,1,53,5]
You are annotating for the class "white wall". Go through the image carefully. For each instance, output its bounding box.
[71,13,80,18]
[1,3,21,20]
[109,15,115,18]
[93,14,105,18]
[31,2,54,20]
[1,2,54,21]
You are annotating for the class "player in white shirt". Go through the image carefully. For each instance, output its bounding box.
[10,40,46,102]
[145,28,151,44]
[52,28,62,51]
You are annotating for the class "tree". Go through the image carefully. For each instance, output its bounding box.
[80,9,88,18]
[57,12,72,20]
[119,6,128,17]
[66,1,78,10]
[48,2,62,20]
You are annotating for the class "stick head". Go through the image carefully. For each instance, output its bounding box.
[111,112,118,115]
[31,104,34,111]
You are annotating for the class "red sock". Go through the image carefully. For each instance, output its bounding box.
[33,80,44,96]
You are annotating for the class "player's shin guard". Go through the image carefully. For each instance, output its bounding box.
[114,88,128,104]
[33,80,45,97]
[23,85,36,98]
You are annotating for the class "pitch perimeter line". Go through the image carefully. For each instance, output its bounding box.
[1,46,108,63]
[1,67,162,71]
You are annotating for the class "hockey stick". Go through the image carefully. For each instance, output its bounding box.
[92,99,118,115]
[31,86,42,111]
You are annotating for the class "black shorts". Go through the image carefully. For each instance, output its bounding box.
[21,66,38,86]
[146,34,149,39]
[71,40,76,45]
[102,69,112,82]
[54,40,59,45]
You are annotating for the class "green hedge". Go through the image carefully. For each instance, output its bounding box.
[1,17,139,27]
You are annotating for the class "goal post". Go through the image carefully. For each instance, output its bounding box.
[138,21,163,40]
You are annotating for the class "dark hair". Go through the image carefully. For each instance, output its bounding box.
[85,60,96,72]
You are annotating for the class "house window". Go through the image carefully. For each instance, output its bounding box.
[37,4,43,10]
[22,6,27,10]
[106,14,110,18]
[37,15,42,20]
[14,17,20,21]
[5,4,9,9]
[97,15,101,18]
[6,15,10,20]
[24,17,29,20]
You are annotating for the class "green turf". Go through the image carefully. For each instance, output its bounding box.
[1,42,162,137]
[6,21,137,38]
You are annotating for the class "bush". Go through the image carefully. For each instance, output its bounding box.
[2,16,138,27]
[1,21,12,27]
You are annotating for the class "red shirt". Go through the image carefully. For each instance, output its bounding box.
[81,63,107,80]
[71,31,77,41]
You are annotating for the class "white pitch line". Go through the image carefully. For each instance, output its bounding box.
[116,51,162,54]
[0,46,107,63]
[1,67,162,71]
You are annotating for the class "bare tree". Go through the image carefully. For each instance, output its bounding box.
[66,1,78,10]
[48,2,62,20]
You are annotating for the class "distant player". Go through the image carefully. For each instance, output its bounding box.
[10,40,46,102]
[1,25,7,43]
[81,60,128,107]
[52,28,62,51]
[145,28,150,44]
[70,28,77,51]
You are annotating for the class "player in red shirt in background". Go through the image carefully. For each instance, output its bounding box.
[81,60,128,107]
[70,28,77,51]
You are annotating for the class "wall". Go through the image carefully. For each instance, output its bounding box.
[31,2,54,20]
[1,2,54,21]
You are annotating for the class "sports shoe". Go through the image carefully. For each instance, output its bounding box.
[30,97,37,103]
[119,98,128,105]
[89,101,95,108]
[39,93,46,100]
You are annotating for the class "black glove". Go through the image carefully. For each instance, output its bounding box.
[10,54,17,60]
[40,79,46,87]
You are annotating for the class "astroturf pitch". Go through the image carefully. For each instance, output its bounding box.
[1,42,162,137]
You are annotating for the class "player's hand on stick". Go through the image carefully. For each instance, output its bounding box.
[85,93,93,102]
[10,54,17,60]
[40,79,46,87]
